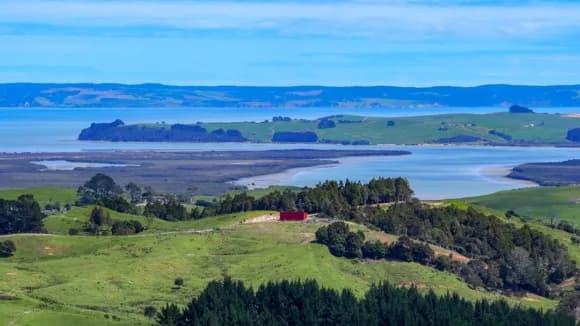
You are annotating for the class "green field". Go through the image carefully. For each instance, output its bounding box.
[0,187,77,207]
[198,113,580,145]
[464,186,580,223]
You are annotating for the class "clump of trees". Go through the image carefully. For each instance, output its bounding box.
[272,116,292,122]
[0,195,44,235]
[315,222,434,264]
[155,278,576,326]
[77,173,136,213]
[567,128,580,142]
[315,222,365,258]
[111,220,144,235]
[85,206,112,235]
[144,198,189,221]
[0,240,16,257]
[317,118,336,129]
[272,131,318,143]
[84,206,144,236]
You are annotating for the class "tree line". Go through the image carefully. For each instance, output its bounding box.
[155,278,575,326]
[201,178,413,218]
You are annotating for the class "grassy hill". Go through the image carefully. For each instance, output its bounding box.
[1,208,561,325]
[0,187,77,207]
[464,186,580,224]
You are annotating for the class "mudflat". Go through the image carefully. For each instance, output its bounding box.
[0,149,409,195]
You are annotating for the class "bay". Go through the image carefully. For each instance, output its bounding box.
[1,106,580,199]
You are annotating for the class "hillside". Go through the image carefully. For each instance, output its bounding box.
[79,112,580,146]
[0,209,561,325]
[464,186,580,224]
[2,83,580,108]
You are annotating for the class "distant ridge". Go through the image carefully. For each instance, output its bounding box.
[1,83,579,108]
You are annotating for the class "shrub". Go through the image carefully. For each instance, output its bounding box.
[68,228,80,235]
[144,306,157,319]
[111,220,144,235]
[0,240,16,257]
[174,277,184,287]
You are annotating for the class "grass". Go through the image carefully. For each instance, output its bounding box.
[199,113,580,145]
[0,210,560,325]
[43,206,274,234]
[464,185,580,224]
[0,187,77,207]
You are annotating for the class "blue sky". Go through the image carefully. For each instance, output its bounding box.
[0,0,579,86]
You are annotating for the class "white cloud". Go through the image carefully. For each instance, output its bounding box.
[0,1,579,39]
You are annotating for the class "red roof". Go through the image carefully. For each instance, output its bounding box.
[280,211,308,221]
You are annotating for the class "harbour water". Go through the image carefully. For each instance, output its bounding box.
[2,106,579,198]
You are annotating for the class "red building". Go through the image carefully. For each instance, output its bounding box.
[279,211,308,221]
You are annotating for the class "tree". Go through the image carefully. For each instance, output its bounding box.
[125,182,142,203]
[344,231,365,258]
[156,304,181,326]
[87,206,111,235]
[0,195,44,235]
[78,173,123,205]
[144,306,157,319]
[362,241,389,259]
[0,240,15,257]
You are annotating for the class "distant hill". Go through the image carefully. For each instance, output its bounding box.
[1,83,580,108]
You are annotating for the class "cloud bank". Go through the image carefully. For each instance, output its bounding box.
[0,1,579,39]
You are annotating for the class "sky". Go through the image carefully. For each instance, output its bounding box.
[0,0,579,86]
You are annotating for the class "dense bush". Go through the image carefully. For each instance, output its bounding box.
[316,222,434,264]
[0,195,44,234]
[111,220,144,235]
[567,128,580,142]
[144,198,188,221]
[317,119,336,129]
[0,240,16,257]
[272,131,318,143]
[155,278,575,326]
[79,121,247,142]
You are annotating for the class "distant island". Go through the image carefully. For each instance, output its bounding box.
[2,83,580,108]
[79,111,580,146]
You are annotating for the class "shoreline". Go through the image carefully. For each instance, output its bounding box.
[2,141,580,155]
